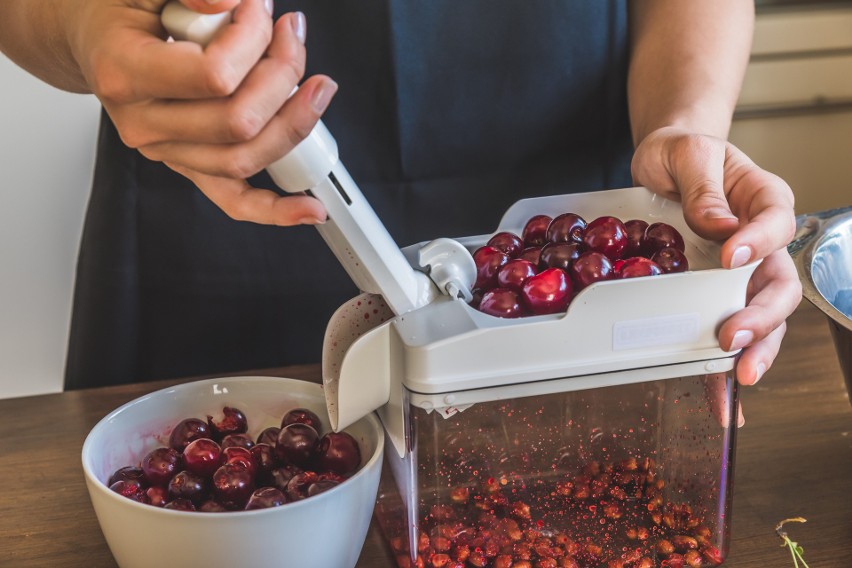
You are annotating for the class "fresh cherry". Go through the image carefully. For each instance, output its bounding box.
[256,426,281,446]
[644,222,685,255]
[517,246,542,268]
[245,487,288,510]
[146,486,168,507]
[207,407,248,440]
[221,433,254,450]
[307,479,340,497]
[109,479,147,503]
[487,232,524,258]
[276,423,319,468]
[280,408,322,432]
[108,465,145,486]
[652,247,689,273]
[250,443,277,480]
[473,246,509,290]
[540,242,583,271]
[286,471,320,502]
[168,418,210,452]
[168,470,208,504]
[315,432,362,476]
[198,499,227,513]
[623,219,649,258]
[583,216,627,260]
[478,289,524,319]
[521,214,552,247]
[496,259,537,292]
[222,446,255,475]
[163,498,196,511]
[269,465,303,494]
[183,438,222,478]
[212,463,255,510]
[141,447,182,486]
[521,268,572,315]
[570,251,614,290]
[546,212,586,244]
[616,257,663,279]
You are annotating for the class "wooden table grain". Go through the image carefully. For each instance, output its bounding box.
[1,302,850,567]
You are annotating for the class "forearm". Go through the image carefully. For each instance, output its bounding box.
[628,0,754,144]
[0,0,89,93]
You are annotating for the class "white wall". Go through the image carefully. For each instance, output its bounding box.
[0,54,101,398]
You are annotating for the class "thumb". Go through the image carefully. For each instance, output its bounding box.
[668,137,740,242]
[178,0,242,14]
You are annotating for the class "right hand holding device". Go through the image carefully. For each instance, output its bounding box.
[68,0,334,225]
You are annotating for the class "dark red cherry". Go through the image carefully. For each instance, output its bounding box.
[644,222,685,255]
[256,426,281,446]
[496,259,537,292]
[280,408,323,432]
[141,447,182,486]
[110,479,147,503]
[522,215,553,247]
[487,232,524,258]
[250,443,277,480]
[163,498,196,511]
[518,246,542,268]
[570,251,614,291]
[315,432,362,476]
[540,242,583,271]
[221,433,255,450]
[583,216,627,260]
[245,487,288,510]
[108,465,145,487]
[222,446,255,475]
[521,268,572,315]
[207,407,248,441]
[468,288,485,309]
[478,289,524,318]
[623,219,649,258]
[183,438,222,478]
[268,465,303,493]
[212,463,255,510]
[546,213,586,244]
[616,257,663,279]
[168,470,208,504]
[308,480,341,497]
[652,247,689,273]
[473,246,509,290]
[146,486,168,507]
[286,471,320,502]
[168,418,210,452]
[198,499,228,513]
[276,423,319,467]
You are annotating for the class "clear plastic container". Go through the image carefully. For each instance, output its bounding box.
[375,365,737,568]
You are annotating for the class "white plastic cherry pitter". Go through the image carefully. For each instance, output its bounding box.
[162,3,759,459]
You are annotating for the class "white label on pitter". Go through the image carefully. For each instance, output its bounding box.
[612,313,700,351]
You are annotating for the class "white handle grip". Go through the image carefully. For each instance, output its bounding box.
[160,1,444,314]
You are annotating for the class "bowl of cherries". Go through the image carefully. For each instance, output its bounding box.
[81,376,384,568]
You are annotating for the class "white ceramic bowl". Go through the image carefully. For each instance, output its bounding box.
[82,376,384,568]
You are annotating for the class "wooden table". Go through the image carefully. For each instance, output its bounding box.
[1,302,850,567]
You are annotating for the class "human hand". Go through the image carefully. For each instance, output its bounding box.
[65,0,334,225]
[631,126,802,390]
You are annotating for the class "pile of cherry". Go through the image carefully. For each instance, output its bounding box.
[472,214,689,318]
[107,406,361,512]
[390,456,722,568]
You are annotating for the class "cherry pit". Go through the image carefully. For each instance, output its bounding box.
[108,406,362,512]
[472,214,689,318]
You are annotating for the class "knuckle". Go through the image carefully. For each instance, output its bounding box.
[221,151,261,180]
[89,56,134,103]
[201,58,241,97]
[285,119,314,149]
[225,104,265,142]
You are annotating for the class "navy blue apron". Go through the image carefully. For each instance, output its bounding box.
[64,1,632,389]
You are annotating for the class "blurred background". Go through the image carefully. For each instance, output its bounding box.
[1,1,850,399]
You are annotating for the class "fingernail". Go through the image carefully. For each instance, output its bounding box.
[737,412,745,428]
[292,12,306,44]
[311,79,337,113]
[730,245,752,268]
[298,216,325,225]
[263,0,274,15]
[729,329,754,351]
[754,362,766,384]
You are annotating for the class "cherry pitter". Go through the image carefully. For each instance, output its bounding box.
[163,5,758,566]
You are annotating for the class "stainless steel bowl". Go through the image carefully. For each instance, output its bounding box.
[790,205,852,404]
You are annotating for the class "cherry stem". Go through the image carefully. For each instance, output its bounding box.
[775,518,810,568]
